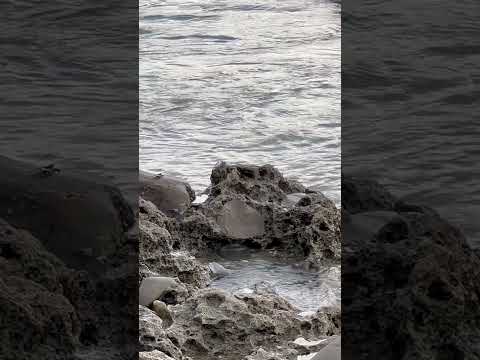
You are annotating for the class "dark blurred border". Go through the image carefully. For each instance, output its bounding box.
[0,1,139,359]
[342,0,480,359]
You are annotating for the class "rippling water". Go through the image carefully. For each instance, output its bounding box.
[343,0,480,246]
[210,245,340,311]
[140,0,341,203]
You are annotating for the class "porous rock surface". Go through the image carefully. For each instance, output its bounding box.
[139,197,211,290]
[173,162,341,266]
[138,163,341,360]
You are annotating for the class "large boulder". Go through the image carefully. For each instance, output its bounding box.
[172,163,340,266]
[0,156,134,269]
[342,175,480,360]
[140,170,195,216]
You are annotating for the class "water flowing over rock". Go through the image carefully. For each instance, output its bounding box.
[342,175,480,360]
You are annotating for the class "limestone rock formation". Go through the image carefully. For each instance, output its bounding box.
[166,288,339,360]
[139,198,211,289]
[174,162,340,266]
[139,306,183,359]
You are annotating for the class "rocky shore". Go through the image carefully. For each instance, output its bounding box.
[3,156,478,359]
[139,162,342,360]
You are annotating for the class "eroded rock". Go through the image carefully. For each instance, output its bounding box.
[139,200,210,289]
[166,289,339,360]
[173,163,340,266]
[139,306,183,359]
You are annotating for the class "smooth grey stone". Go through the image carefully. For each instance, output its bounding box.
[312,336,341,360]
[0,155,134,269]
[208,262,231,279]
[139,277,178,306]
[140,170,195,215]
[216,199,265,239]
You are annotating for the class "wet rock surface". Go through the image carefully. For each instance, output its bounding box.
[138,163,341,360]
[140,170,196,216]
[342,175,480,360]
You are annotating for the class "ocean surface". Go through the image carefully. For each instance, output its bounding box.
[210,245,341,312]
[140,0,341,310]
[140,0,341,204]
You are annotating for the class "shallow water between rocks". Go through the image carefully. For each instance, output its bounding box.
[209,244,340,312]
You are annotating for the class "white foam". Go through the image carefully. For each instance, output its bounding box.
[299,310,316,317]
[192,194,208,204]
[297,353,318,360]
[294,337,327,347]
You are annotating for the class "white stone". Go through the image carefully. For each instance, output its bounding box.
[294,337,328,347]
[139,277,178,306]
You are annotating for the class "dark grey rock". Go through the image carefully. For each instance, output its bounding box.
[0,156,134,270]
[140,170,195,216]
[0,219,80,359]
